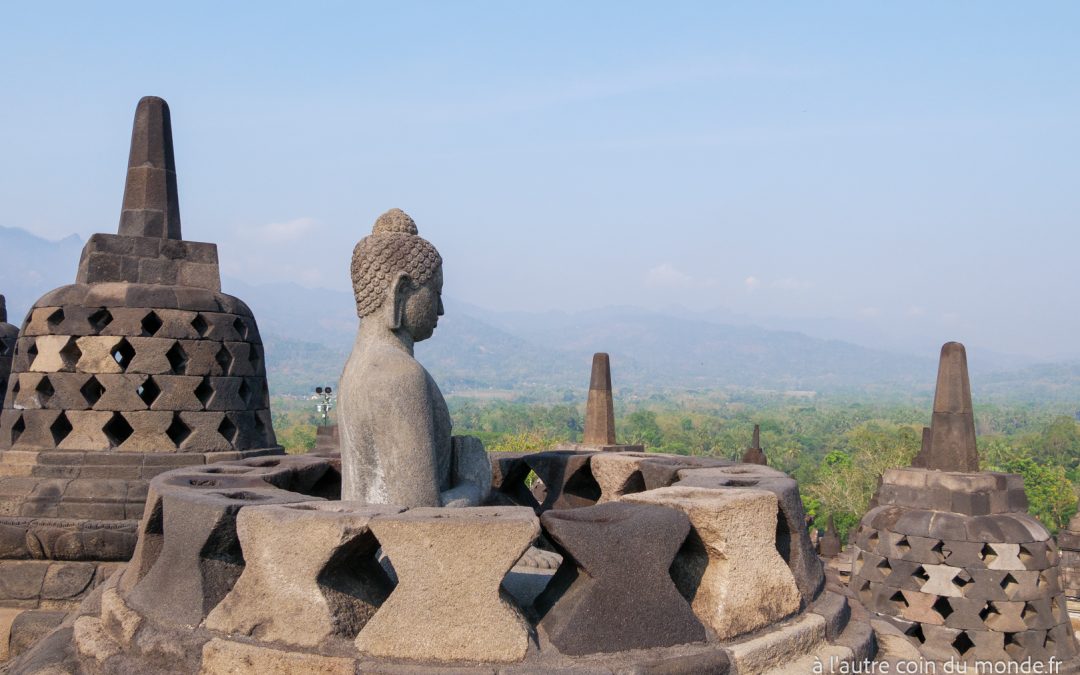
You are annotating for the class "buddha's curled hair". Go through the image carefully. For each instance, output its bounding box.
[351,208,442,317]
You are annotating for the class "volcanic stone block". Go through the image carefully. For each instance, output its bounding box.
[201,638,356,675]
[56,411,113,450]
[125,484,308,627]
[177,411,232,452]
[205,501,402,647]
[30,336,80,373]
[149,375,202,411]
[527,451,601,512]
[676,465,825,605]
[535,501,705,655]
[204,377,244,411]
[117,411,174,452]
[355,506,538,663]
[624,486,800,639]
[92,374,148,411]
[590,453,650,502]
[126,337,175,374]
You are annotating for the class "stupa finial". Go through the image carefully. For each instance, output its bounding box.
[741,424,768,465]
[922,341,979,472]
[0,295,5,323]
[583,353,616,446]
[118,96,181,239]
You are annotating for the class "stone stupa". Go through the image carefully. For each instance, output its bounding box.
[849,342,1078,666]
[0,296,16,410]
[742,424,768,465]
[0,96,282,656]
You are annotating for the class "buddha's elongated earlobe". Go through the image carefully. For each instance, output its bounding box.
[385,271,410,330]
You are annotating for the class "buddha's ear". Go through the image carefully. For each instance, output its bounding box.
[384,271,411,330]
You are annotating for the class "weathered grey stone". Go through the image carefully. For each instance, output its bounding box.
[624,486,800,639]
[355,506,538,663]
[675,464,825,605]
[339,210,485,508]
[201,638,357,675]
[205,501,401,647]
[536,501,706,655]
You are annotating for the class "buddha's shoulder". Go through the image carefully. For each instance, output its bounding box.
[356,345,430,385]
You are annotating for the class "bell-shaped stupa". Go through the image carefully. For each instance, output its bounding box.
[0,296,17,409]
[849,342,1078,665]
[0,97,282,633]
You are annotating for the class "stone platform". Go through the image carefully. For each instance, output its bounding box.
[8,451,874,673]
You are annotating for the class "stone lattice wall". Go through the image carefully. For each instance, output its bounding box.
[0,291,272,454]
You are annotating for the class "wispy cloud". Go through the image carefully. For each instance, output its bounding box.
[242,217,318,243]
[744,276,761,292]
[645,263,693,289]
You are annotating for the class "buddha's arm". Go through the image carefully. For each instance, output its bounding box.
[375,365,442,507]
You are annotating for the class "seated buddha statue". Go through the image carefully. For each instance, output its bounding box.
[339,208,490,507]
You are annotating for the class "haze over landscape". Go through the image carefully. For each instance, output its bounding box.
[2,3,1079,373]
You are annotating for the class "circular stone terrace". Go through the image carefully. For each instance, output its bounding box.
[11,450,874,674]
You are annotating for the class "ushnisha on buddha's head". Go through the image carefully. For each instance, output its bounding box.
[350,208,444,343]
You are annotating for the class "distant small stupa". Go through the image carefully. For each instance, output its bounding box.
[741,424,767,465]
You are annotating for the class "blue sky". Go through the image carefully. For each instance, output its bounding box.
[1,3,1078,359]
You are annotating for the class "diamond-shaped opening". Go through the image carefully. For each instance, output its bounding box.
[953,569,972,590]
[904,623,925,644]
[35,376,55,406]
[80,376,104,407]
[103,413,134,447]
[10,415,25,445]
[1021,602,1038,623]
[191,314,209,337]
[1037,571,1049,589]
[1018,545,1033,565]
[88,308,113,332]
[215,344,233,375]
[1001,573,1019,598]
[11,379,20,396]
[49,412,73,446]
[166,414,192,448]
[952,631,974,656]
[913,565,930,588]
[895,536,911,555]
[0,339,12,357]
[218,416,238,445]
[933,596,954,620]
[237,379,252,406]
[59,338,83,369]
[890,590,909,610]
[1044,631,1056,652]
[110,338,135,370]
[46,308,64,329]
[27,341,38,358]
[141,311,163,337]
[137,377,161,407]
[248,344,261,371]
[195,378,214,407]
[979,602,998,622]
[1003,632,1023,659]
[166,342,188,374]
[931,540,945,561]
[254,412,267,437]
[876,558,892,578]
[232,317,249,340]
[981,543,998,564]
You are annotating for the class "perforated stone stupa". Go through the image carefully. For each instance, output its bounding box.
[0,296,16,410]
[0,96,281,655]
[850,342,1079,666]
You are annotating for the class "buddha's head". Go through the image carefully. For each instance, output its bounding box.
[351,209,444,342]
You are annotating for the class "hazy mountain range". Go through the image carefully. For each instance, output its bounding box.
[1,225,1077,403]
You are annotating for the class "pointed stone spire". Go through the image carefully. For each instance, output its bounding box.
[583,353,616,446]
[910,426,932,468]
[818,514,841,557]
[118,96,181,239]
[741,424,768,465]
[923,342,979,472]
